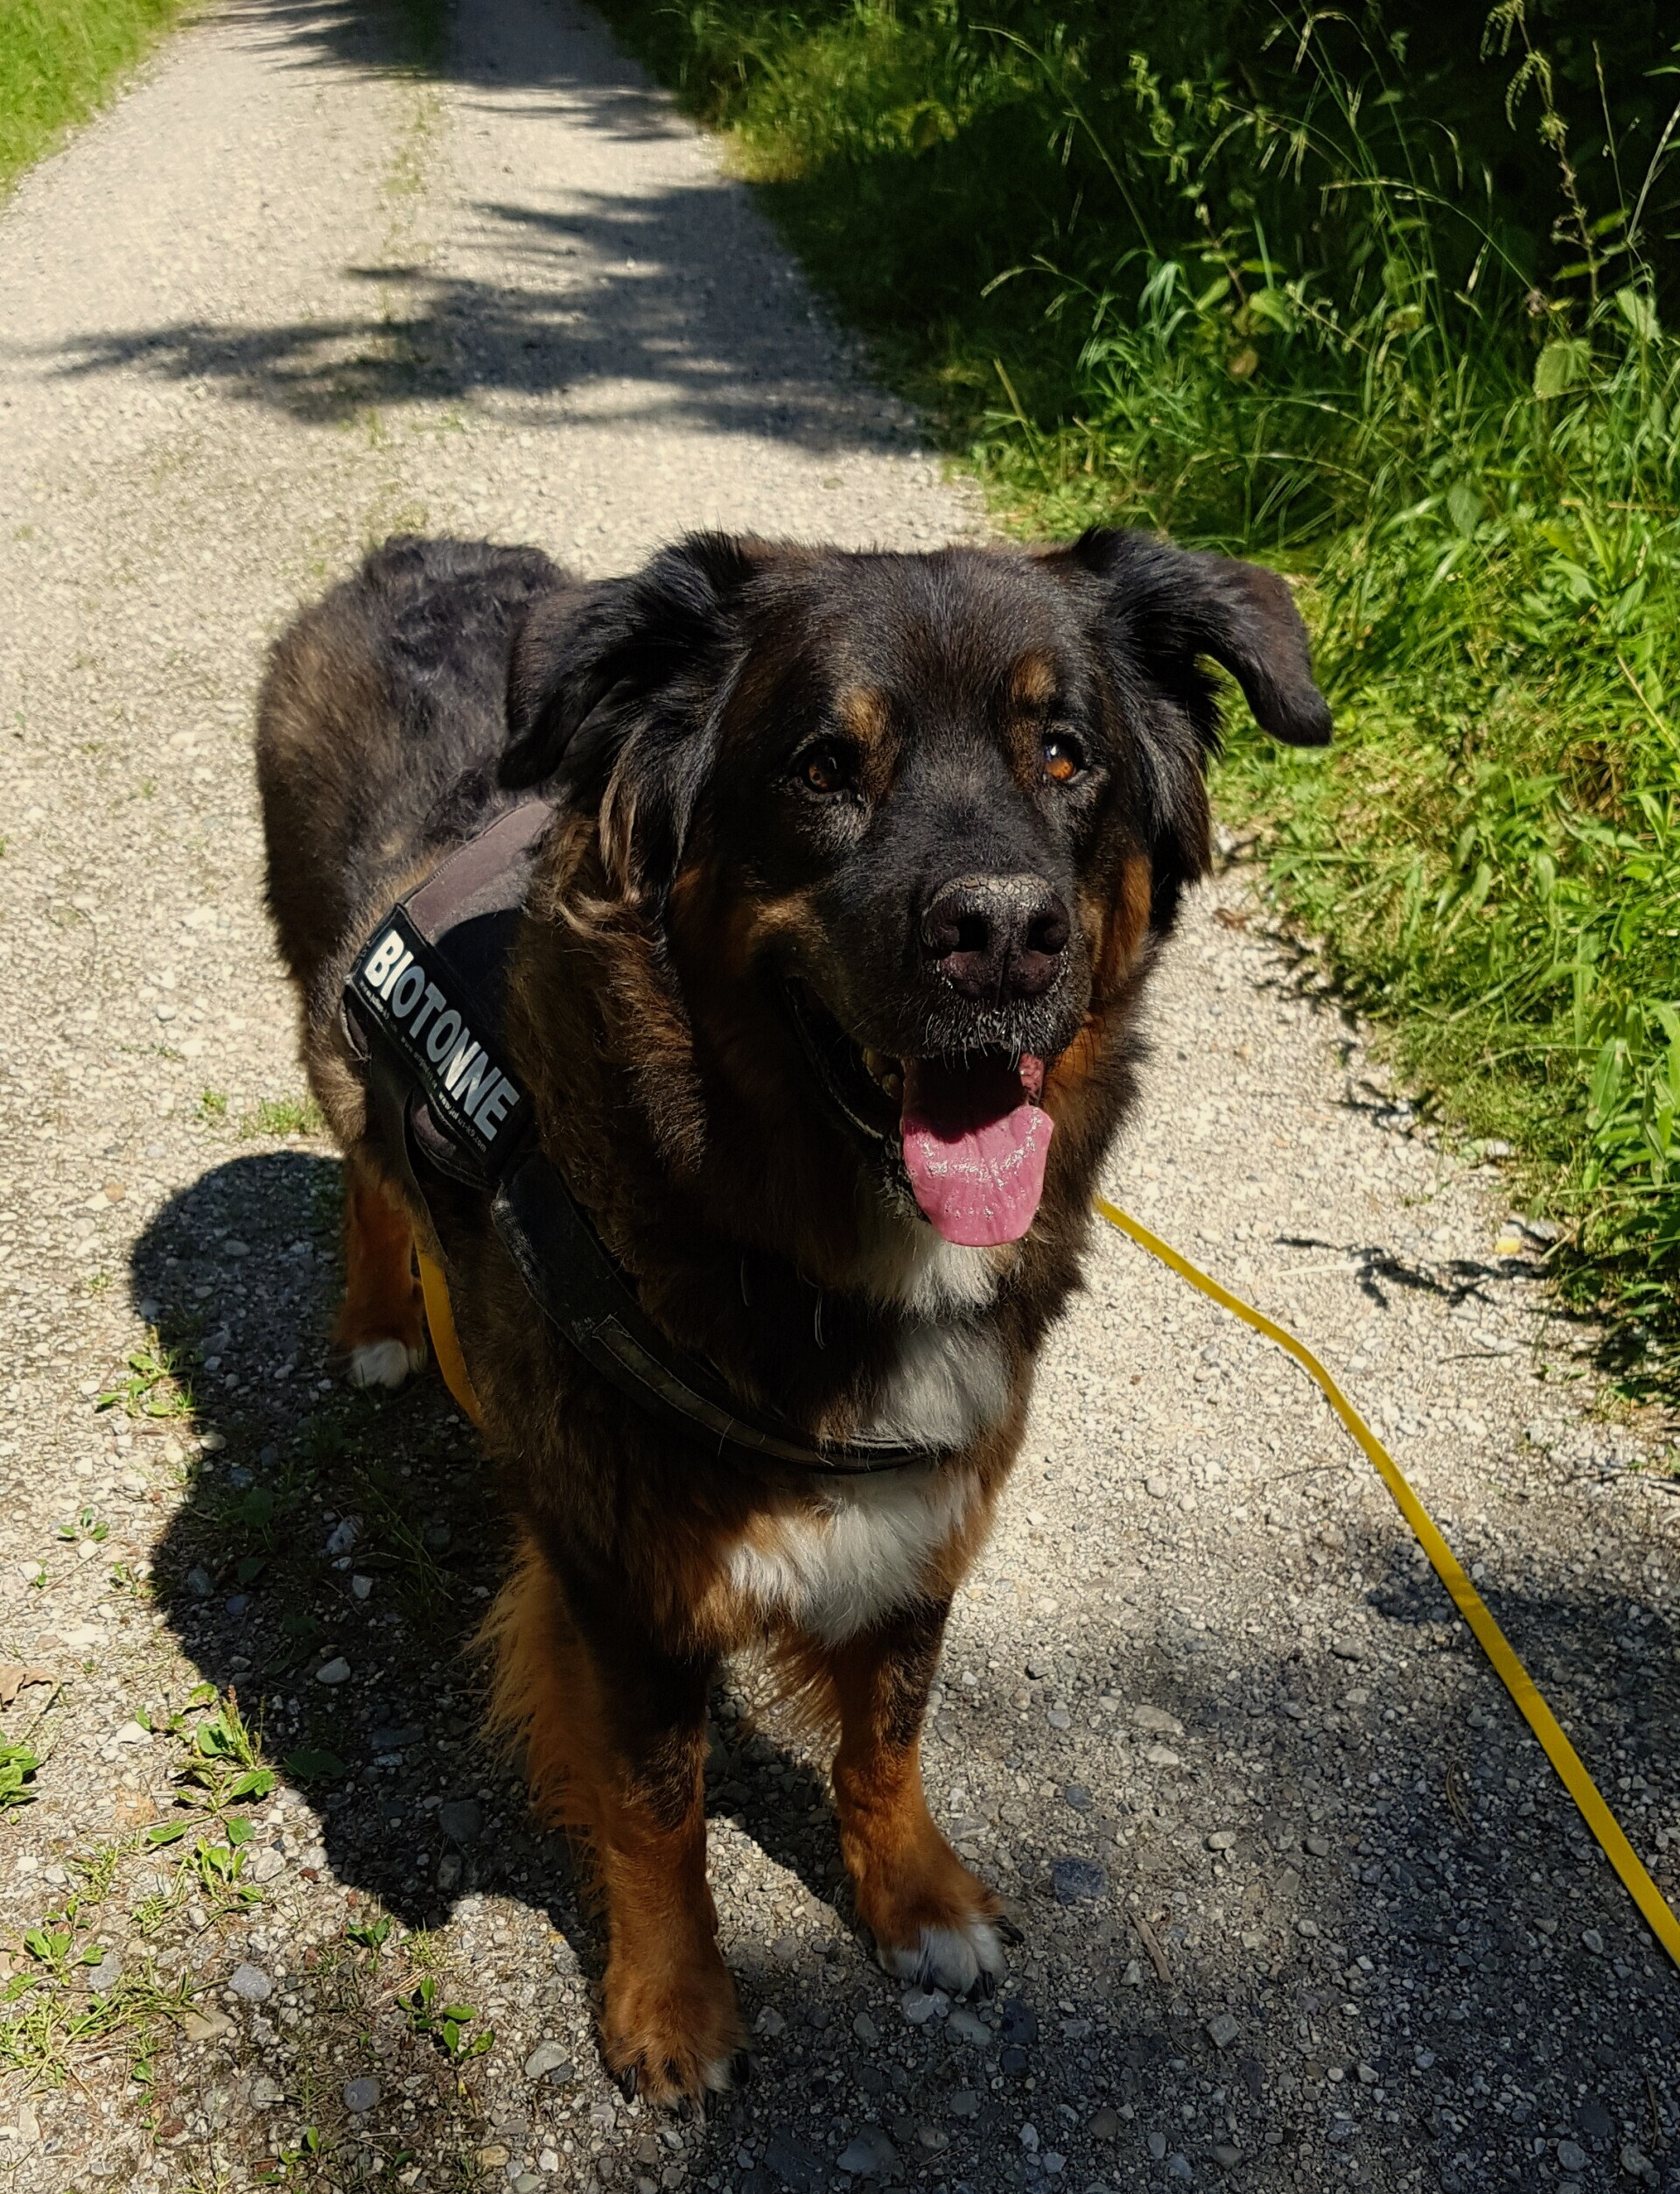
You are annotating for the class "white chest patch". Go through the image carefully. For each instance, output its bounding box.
[728,1461,980,1647]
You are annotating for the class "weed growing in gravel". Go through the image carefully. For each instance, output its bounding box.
[401,1974,493,2059]
[0,1732,41,1807]
[244,1093,325,1139]
[197,1088,228,1124]
[97,1333,192,1419]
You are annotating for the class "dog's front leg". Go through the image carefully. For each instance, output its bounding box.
[825,1600,1006,1997]
[573,1596,746,2104]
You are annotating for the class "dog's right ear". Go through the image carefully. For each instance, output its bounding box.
[503,533,765,894]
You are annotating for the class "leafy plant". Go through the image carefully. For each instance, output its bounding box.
[0,1734,40,1808]
[97,1337,192,1419]
[401,1975,493,2057]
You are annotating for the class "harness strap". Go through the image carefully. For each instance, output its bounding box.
[345,802,942,1478]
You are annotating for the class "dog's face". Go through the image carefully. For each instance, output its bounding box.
[506,531,1328,1246]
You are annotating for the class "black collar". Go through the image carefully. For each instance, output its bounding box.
[343,802,942,1476]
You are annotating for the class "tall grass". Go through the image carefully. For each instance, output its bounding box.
[600,0,1680,1382]
[0,0,192,193]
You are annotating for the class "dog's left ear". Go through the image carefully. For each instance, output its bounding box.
[502,532,765,895]
[1051,527,1332,749]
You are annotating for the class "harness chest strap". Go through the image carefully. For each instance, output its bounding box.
[343,802,939,1477]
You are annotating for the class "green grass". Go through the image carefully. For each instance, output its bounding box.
[598,0,1680,1385]
[0,0,192,195]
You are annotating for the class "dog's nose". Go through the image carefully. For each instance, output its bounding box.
[920,873,1070,1004]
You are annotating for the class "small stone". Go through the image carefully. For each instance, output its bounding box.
[1088,2108,1119,2140]
[948,2091,981,2120]
[1208,1830,1236,1851]
[999,2000,1039,2044]
[1146,2132,1167,2161]
[249,2075,284,2107]
[181,2008,233,2043]
[1329,1638,1364,1662]
[916,2126,949,2151]
[1205,2012,1240,2050]
[1051,1855,1107,1903]
[324,1517,360,1557]
[755,2007,788,2037]
[439,1798,483,1843]
[186,1568,214,1599]
[1131,1702,1182,1735]
[351,1574,373,1600]
[437,1853,463,1892]
[112,1721,150,1747]
[1304,1833,1331,1857]
[1556,2141,1587,2175]
[1064,1784,1092,1811]
[514,2177,542,2194]
[524,2041,571,2082]
[1166,2155,1193,2183]
[1026,1654,1053,1679]
[1297,1919,1320,1938]
[1041,2151,1066,2174]
[87,1951,122,1994]
[343,2077,379,2113]
[1621,2144,1655,2178]
[370,1725,422,1751]
[1143,1743,1182,1769]
[901,1987,948,2025]
[224,1594,250,1616]
[948,2007,990,2046]
[1356,2063,1377,2085]
[1046,1708,1072,1729]
[313,1658,351,1686]
[229,1964,271,2001]
[1018,2124,1040,2153]
[477,2149,510,2171]
[853,2014,881,2046]
[1144,1476,1170,1498]
[247,1847,285,1882]
[836,2126,900,2176]
[1212,2147,1240,2169]
[1580,1929,1605,1955]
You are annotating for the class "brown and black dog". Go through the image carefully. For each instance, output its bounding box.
[256,528,1328,2102]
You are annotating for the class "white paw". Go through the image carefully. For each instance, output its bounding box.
[876,1917,1006,1996]
[346,1336,427,1391]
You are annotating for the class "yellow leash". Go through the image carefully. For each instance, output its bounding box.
[1094,1194,1680,1972]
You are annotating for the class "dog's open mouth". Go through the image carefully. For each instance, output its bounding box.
[786,984,1054,1248]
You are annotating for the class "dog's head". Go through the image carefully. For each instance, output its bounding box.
[505,531,1328,1249]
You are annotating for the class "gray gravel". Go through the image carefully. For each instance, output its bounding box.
[1,0,1676,2189]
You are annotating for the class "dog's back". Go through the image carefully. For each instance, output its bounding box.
[256,535,565,1006]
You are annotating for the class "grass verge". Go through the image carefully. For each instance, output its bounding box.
[0,0,192,195]
[597,0,1680,1391]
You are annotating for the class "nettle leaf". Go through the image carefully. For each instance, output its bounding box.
[228,1770,275,1800]
[146,1821,192,1846]
[225,1817,256,1846]
[1533,337,1592,400]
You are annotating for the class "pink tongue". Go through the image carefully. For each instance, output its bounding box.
[900,1056,1053,1247]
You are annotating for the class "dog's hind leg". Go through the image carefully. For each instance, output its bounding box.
[484,1534,746,2106]
[822,1602,1007,1998]
[332,1157,428,1391]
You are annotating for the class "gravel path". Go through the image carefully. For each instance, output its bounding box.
[1,3,1676,2190]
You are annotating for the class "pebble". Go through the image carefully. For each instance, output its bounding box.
[1297,1919,1320,1937]
[900,1987,948,2025]
[1205,2012,1240,2050]
[186,1568,214,1598]
[342,2077,379,2113]
[1088,2108,1120,2139]
[1025,1653,1053,1679]
[229,1964,271,2001]
[1208,1830,1236,1851]
[247,1847,285,1882]
[250,2075,284,2106]
[370,1725,422,1751]
[1144,1476,1170,1498]
[112,1721,150,1747]
[440,1798,483,1844]
[324,1516,360,1556]
[1046,1708,1072,1728]
[86,1951,122,1993]
[1131,1706,1182,1735]
[947,2007,990,2047]
[351,1574,373,1600]
[1580,1929,1605,1955]
[224,1594,250,1616]
[1556,2141,1587,2175]
[836,2126,900,2176]
[313,1658,351,1686]
[181,2008,233,2043]
[1143,1743,1182,1768]
[438,1854,463,1892]
[1212,2147,1241,2169]
[1166,2155,1193,2183]
[852,2014,880,2045]
[1064,1783,1092,1810]
[523,2040,571,2081]
[948,2090,981,2120]
[1050,1855,1107,1903]
[1147,2132,1167,2161]
[1304,1833,1332,1857]
[1622,2145,1655,2178]
[755,2007,787,2037]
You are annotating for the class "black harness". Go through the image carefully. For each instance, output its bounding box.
[342,803,937,1476]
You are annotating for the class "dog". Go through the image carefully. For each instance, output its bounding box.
[255,526,1328,2101]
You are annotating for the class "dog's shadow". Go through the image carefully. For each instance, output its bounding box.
[130,1150,859,1966]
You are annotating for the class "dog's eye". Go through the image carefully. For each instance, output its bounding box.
[1042,733,1084,784]
[800,745,850,795]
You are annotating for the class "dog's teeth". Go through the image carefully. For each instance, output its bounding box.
[883,1070,903,1102]
[862,1048,902,1098]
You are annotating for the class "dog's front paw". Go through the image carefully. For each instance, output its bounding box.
[850,1828,1007,1999]
[603,1949,747,2107]
[346,1335,428,1391]
[875,1912,1007,1995]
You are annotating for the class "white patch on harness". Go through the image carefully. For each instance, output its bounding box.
[727,1460,980,1646]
